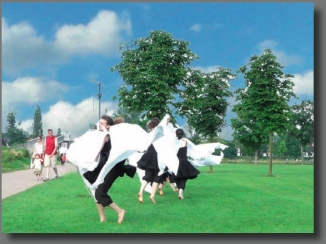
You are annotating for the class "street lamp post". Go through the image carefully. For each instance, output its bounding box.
[90,80,106,120]
[97,83,102,120]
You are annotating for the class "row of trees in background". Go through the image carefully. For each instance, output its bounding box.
[2,105,44,146]
[111,30,235,145]
[110,30,313,175]
[230,49,314,174]
[2,30,313,176]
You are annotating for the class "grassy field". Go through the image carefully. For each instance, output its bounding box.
[1,164,314,233]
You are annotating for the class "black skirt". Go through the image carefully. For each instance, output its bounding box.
[137,144,159,171]
[175,147,200,180]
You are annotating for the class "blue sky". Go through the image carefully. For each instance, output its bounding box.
[2,2,314,140]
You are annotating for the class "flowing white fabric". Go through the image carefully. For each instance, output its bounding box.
[66,130,105,170]
[185,140,228,167]
[66,121,165,190]
[128,114,181,176]
[128,122,229,193]
[152,133,180,176]
[190,151,225,167]
[92,115,170,189]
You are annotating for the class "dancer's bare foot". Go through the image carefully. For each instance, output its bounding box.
[159,187,164,196]
[118,209,125,224]
[149,195,156,204]
[137,193,143,203]
[100,219,106,222]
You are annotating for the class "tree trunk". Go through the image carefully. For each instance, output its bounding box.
[254,149,258,165]
[268,132,273,176]
[301,144,304,165]
[208,135,214,173]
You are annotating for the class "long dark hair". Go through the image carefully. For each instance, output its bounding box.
[101,115,114,126]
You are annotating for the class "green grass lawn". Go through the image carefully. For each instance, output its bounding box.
[1,164,314,233]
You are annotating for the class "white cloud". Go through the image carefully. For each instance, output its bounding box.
[193,65,221,73]
[257,40,303,66]
[190,24,201,32]
[2,10,132,76]
[2,77,70,132]
[190,22,221,32]
[2,18,65,76]
[292,70,313,96]
[2,77,69,108]
[20,98,118,139]
[55,10,132,57]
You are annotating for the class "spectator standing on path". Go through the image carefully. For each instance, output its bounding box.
[59,143,68,166]
[43,129,59,182]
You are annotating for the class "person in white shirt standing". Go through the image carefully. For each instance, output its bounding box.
[59,143,68,166]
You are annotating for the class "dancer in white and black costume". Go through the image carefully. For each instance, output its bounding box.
[136,114,180,204]
[173,128,200,200]
[130,118,228,198]
[136,117,166,204]
[66,115,164,224]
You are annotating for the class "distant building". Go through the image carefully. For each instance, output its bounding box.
[59,132,74,148]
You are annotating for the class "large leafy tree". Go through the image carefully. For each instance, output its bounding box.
[231,95,269,165]
[231,118,268,165]
[177,68,234,140]
[223,140,238,158]
[288,100,314,164]
[5,111,29,145]
[236,49,297,176]
[285,133,301,158]
[111,30,199,120]
[273,133,288,157]
[177,68,235,172]
[32,105,43,137]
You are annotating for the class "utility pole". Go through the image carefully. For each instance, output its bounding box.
[90,80,107,120]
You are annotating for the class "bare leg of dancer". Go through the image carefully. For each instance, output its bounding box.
[150,182,158,204]
[109,203,125,224]
[138,180,148,203]
[96,203,106,222]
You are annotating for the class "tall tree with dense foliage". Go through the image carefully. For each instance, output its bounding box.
[32,105,43,137]
[5,111,29,145]
[273,134,288,157]
[236,49,297,176]
[177,68,235,172]
[111,30,199,120]
[177,68,234,140]
[288,100,314,164]
[231,103,269,165]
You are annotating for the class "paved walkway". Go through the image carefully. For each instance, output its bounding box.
[2,163,78,199]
